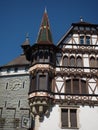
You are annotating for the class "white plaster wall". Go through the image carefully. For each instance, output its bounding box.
[38,105,98,130]
[79,106,98,130]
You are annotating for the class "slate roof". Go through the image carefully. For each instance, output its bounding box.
[37,8,53,44]
[1,54,30,68]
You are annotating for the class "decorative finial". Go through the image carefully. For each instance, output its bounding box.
[45,7,47,13]
[26,33,29,40]
[80,17,83,22]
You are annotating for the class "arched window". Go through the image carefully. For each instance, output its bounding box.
[90,57,95,67]
[63,56,68,66]
[65,79,87,94]
[76,56,83,67]
[70,56,75,66]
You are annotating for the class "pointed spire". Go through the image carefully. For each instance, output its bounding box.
[26,32,29,41]
[21,33,30,54]
[45,7,47,13]
[37,8,53,44]
[21,33,30,48]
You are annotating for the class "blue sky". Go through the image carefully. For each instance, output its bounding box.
[0,0,98,66]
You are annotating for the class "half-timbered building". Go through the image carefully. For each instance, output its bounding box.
[0,9,98,130]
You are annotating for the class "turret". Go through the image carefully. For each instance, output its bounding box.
[22,9,57,120]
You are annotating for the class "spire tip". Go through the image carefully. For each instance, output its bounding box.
[25,32,29,40]
[45,7,47,13]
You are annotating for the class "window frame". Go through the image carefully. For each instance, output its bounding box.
[80,35,84,44]
[79,35,91,45]
[65,78,88,94]
[76,56,83,67]
[90,56,95,67]
[61,107,78,129]
[63,56,68,66]
[70,56,75,67]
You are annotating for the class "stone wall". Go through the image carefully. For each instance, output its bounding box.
[0,74,31,130]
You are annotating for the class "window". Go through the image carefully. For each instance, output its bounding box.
[44,51,48,59]
[76,56,83,67]
[90,57,95,67]
[39,75,47,90]
[25,66,28,71]
[61,108,78,128]
[66,79,71,94]
[63,56,83,67]
[35,52,38,61]
[79,26,84,31]
[30,76,36,92]
[44,51,49,62]
[14,67,18,72]
[7,68,11,73]
[50,52,53,63]
[70,56,75,66]
[86,36,90,44]
[14,118,19,128]
[80,35,90,45]
[80,36,84,44]
[63,56,68,66]
[39,51,43,61]
[6,82,8,89]
[65,79,87,94]
[73,79,79,94]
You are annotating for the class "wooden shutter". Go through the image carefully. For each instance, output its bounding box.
[61,109,68,128]
[70,109,77,127]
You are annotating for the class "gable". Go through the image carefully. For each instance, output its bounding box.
[57,21,98,50]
